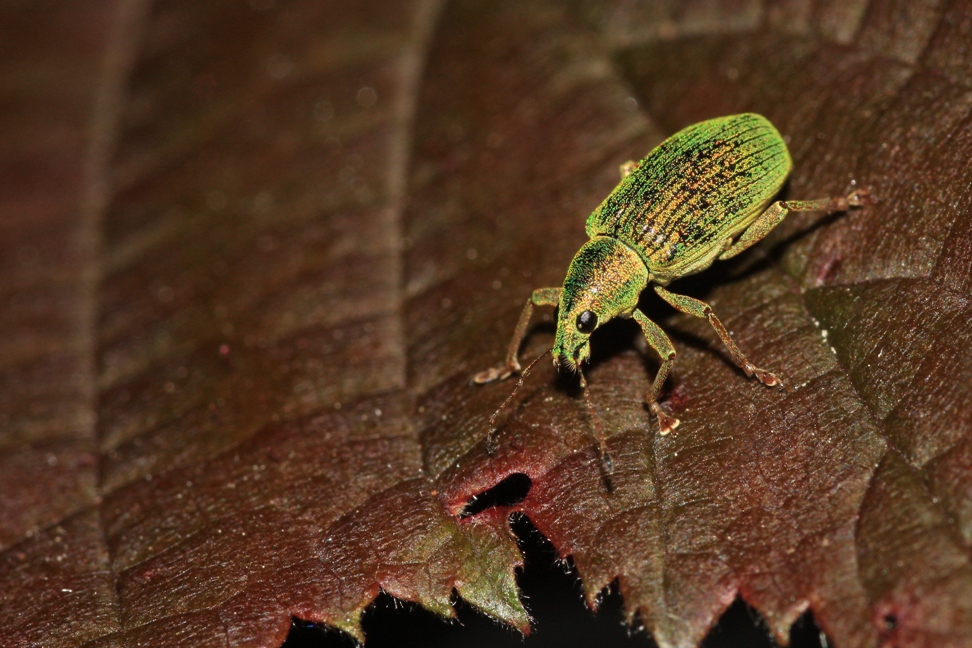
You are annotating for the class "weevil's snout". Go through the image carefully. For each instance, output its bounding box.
[552,332,590,373]
[572,341,591,367]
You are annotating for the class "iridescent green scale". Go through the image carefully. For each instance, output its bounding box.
[585,113,791,282]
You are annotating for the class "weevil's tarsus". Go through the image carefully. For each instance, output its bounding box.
[473,287,561,385]
[846,183,875,206]
[654,285,783,389]
[486,348,552,454]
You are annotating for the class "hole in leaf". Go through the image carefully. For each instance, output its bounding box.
[702,597,829,648]
[282,618,339,647]
[883,613,898,631]
[280,515,645,647]
[459,472,531,518]
[873,601,901,638]
[702,597,774,648]
[281,520,829,648]
[790,609,831,648]
[505,515,647,646]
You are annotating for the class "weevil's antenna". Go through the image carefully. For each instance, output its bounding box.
[578,368,614,480]
[487,348,552,453]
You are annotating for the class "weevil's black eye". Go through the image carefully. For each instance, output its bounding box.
[576,310,598,334]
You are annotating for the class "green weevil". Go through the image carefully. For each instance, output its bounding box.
[474,113,866,460]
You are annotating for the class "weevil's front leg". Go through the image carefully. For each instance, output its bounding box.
[632,310,679,435]
[620,160,640,179]
[719,188,869,260]
[472,287,561,384]
[654,285,782,388]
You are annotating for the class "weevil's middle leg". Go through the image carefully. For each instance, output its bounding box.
[473,287,561,384]
[654,285,782,388]
[632,309,679,435]
[719,188,869,260]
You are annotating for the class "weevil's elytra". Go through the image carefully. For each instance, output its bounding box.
[588,115,791,283]
[474,113,868,468]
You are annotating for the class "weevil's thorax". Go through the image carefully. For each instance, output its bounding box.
[553,236,649,370]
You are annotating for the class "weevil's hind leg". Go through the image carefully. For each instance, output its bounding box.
[632,310,679,435]
[654,285,782,387]
[719,188,870,260]
[472,287,561,384]
[620,160,639,179]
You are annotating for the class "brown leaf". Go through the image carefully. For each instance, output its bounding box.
[414,1,972,647]
[2,0,526,645]
[2,1,971,647]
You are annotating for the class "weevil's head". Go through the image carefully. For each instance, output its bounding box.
[553,237,649,372]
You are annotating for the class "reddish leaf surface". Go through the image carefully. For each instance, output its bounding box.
[2,1,972,647]
[2,0,524,645]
